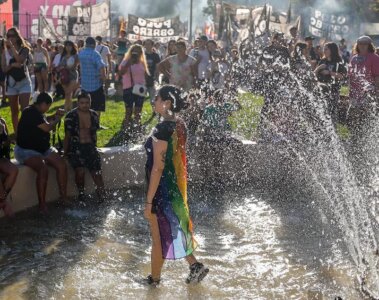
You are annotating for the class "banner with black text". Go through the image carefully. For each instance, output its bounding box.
[127,14,183,42]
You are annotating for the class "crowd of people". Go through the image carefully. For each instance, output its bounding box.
[0,23,379,286]
[0,25,377,214]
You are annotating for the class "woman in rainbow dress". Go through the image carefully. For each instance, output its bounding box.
[143,85,209,286]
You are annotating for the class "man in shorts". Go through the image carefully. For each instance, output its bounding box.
[78,37,107,126]
[64,92,105,203]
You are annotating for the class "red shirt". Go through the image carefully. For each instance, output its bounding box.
[349,52,379,104]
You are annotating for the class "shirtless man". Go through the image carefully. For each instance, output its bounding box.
[157,41,197,91]
[64,92,105,202]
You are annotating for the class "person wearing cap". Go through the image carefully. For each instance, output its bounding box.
[189,35,211,87]
[305,36,319,69]
[78,37,107,124]
[95,36,112,96]
[348,35,379,133]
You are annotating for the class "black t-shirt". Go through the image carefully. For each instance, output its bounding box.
[145,52,161,87]
[317,58,346,84]
[153,121,176,142]
[309,47,320,63]
[260,45,291,67]
[17,105,50,153]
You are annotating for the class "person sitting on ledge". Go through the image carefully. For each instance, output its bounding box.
[14,92,69,214]
[64,92,105,203]
[0,117,18,217]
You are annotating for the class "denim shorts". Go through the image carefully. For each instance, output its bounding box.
[6,77,32,96]
[123,87,145,108]
[14,145,56,164]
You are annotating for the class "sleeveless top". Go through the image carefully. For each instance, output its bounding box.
[167,55,196,91]
[34,50,47,64]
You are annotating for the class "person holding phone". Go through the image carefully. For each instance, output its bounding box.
[119,44,149,136]
[14,92,69,214]
[1,28,32,133]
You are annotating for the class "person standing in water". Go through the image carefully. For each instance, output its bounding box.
[143,85,209,286]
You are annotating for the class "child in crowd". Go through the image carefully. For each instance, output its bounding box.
[64,93,105,203]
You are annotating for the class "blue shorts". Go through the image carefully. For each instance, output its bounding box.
[6,77,32,96]
[123,88,145,108]
[14,145,56,164]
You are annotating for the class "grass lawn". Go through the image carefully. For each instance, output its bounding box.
[0,93,264,149]
[0,97,157,148]
[0,87,349,149]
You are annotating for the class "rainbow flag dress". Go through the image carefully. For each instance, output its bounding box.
[144,119,198,260]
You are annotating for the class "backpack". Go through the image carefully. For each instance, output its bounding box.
[7,47,28,83]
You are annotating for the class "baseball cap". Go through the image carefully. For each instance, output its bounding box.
[305,36,315,41]
[357,36,372,44]
[200,35,208,42]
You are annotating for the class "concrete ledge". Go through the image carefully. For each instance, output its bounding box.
[0,145,146,217]
[1,140,283,218]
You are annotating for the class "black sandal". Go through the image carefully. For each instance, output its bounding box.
[145,275,160,287]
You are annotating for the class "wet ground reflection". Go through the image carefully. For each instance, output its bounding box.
[0,186,362,299]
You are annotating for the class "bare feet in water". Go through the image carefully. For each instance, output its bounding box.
[58,196,74,207]
[0,200,14,217]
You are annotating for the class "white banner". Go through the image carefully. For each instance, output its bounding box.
[91,1,110,38]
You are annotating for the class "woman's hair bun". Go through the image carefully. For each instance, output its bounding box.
[159,85,189,112]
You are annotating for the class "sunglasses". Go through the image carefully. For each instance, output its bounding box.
[6,33,16,38]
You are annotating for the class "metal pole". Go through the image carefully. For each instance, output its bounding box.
[189,0,193,43]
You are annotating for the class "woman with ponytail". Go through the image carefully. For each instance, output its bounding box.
[143,85,209,286]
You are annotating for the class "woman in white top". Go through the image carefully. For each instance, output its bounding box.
[34,38,50,93]
[1,27,32,133]
[58,41,79,111]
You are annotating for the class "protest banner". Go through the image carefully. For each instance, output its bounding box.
[127,14,183,42]
[18,0,95,40]
[308,8,352,40]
